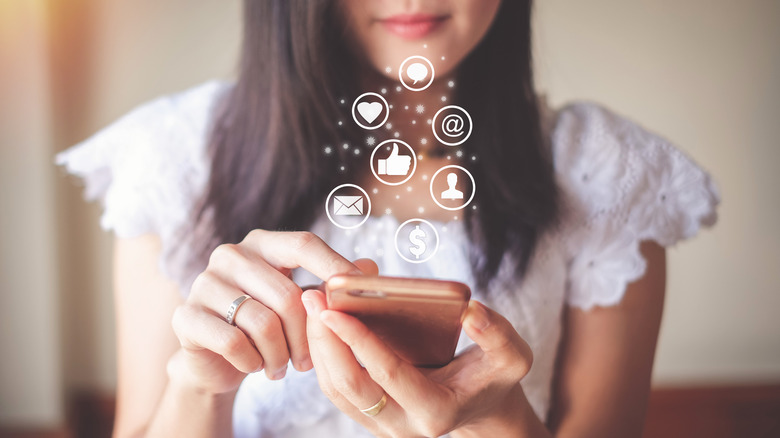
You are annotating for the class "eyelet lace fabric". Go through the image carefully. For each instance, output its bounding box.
[56,81,719,437]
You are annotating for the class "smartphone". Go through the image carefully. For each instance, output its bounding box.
[325,274,471,368]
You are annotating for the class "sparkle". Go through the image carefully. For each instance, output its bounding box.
[386,122,393,129]
[381,88,387,94]
[366,136,376,146]
[396,86,402,92]
[385,66,392,73]
[415,104,425,114]
[420,138,428,145]
[418,206,425,213]
[343,143,350,149]
[324,146,333,155]
[372,188,379,194]
[447,80,455,88]
[404,105,409,110]
[418,154,424,160]
[394,132,400,138]
[441,96,447,102]
[456,150,463,157]
[385,208,392,215]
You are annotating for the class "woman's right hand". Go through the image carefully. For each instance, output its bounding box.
[168,230,364,395]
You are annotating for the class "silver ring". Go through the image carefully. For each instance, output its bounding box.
[226,294,252,326]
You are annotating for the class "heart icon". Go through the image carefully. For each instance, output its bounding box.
[357,101,383,124]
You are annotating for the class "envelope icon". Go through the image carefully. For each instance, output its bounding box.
[333,196,364,216]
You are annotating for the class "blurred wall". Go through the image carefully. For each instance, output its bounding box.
[1,0,778,429]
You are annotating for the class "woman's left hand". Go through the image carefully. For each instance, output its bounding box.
[301,276,536,437]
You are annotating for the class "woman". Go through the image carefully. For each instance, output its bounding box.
[58,0,719,437]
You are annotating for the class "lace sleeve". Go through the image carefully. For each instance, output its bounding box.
[553,102,720,310]
[55,80,228,290]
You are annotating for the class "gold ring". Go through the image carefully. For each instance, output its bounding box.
[360,393,387,417]
[226,294,252,326]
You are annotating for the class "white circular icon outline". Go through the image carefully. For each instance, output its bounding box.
[432,105,473,146]
[429,165,476,211]
[394,218,440,264]
[352,92,390,130]
[399,55,435,92]
[370,139,417,186]
[325,183,372,230]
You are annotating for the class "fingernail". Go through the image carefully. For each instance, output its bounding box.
[470,303,491,332]
[272,366,287,380]
[302,297,315,316]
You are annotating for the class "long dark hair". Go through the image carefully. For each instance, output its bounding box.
[189,0,558,291]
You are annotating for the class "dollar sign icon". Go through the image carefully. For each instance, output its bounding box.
[408,225,427,259]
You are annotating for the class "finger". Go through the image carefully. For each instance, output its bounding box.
[303,290,383,430]
[200,248,312,372]
[318,307,448,412]
[243,230,362,281]
[353,258,379,276]
[461,300,533,381]
[232,299,291,380]
[172,304,263,374]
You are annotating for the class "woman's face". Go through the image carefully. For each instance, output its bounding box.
[340,0,502,81]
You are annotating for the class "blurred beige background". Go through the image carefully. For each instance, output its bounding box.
[1,0,778,431]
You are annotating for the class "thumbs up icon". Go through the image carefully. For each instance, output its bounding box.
[377,143,412,176]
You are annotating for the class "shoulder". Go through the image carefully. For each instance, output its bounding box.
[545,101,720,309]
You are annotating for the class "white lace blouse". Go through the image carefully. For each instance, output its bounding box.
[56,80,720,437]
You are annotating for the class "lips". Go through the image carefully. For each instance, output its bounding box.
[380,13,449,39]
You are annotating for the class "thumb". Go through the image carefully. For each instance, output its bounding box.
[389,142,399,157]
[462,300,533,381]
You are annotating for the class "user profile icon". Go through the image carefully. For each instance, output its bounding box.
[430,165,475,211]
[370,139,417,186]
[399,55,435,91]
[352,92,389,130]
[432,105,473,146]
[325,184,372,229]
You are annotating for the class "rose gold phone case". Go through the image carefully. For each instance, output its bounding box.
[325,275,471,367]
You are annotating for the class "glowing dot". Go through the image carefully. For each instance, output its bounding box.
[420,138,428,145]
[441,56,446,61]
[343,143,349,149]
[422,174,428,181]
[418,154,424,160]
[389,104,394,109]
[441,96,447,102]
[372,188,379,194]
[406,186,412,192]
[354,246,361,253]
[386,122,393,129]
[412,120,417,124]
[340,166,345,171]
[447,155,451,160]
[471,155,477,161]
[442,226,448,232]
[340,99,345,104]
[418,206,425,213]
[385,208,392,214]
[395,195,400,200]
[404,105,409,110]
[338,121,343,126]
[381,88,387,94]
[427,119,432,125]
[324,146,332,154]
[394,132,400,138]
[448,80,455,88]
[353,148,361,155]
[472,205,477,210]
[454,216,459,221]
[385,66,392,73]
[423,44,428,48]
[456,150,463,157]
[396,86,402,92]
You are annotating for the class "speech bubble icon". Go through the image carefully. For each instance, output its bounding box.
[406,62,428,84]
